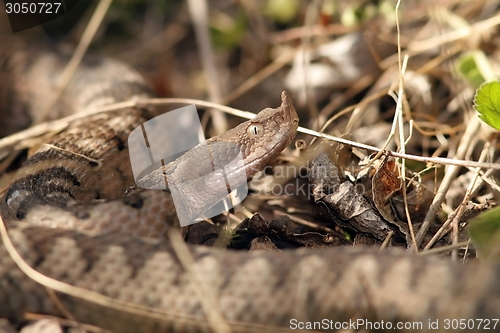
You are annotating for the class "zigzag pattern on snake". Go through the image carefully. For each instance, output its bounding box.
[1,32,500,333]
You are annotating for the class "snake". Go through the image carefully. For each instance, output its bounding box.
[1,31,500,333]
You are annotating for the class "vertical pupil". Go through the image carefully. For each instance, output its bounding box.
[253,126,258,135]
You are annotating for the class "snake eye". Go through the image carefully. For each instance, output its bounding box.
[247,123,263,138]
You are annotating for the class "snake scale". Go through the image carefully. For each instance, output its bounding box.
[1,32,500,333]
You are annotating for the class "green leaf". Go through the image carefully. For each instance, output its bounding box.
[456,53,486,88]
[468,206,500,260]
[264,0,299,24]
[210,12,247,50]
[456,50,496,88]
[473,81,500,131]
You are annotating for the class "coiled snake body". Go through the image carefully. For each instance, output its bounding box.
[0,34,500,333]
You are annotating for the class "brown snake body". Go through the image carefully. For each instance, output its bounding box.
[1,33,500,333]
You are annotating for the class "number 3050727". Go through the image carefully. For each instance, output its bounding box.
[5,2,62,14]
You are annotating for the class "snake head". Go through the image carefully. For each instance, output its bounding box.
[215,91,299,178]
[137,92,299,226]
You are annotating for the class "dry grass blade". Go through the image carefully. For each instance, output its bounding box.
[222,47,299,105]
[412,116,482,249]
[24,313,110,333]
[0,215,177,320]
[419,241,471,256]
[274,209,352,244]
[34,0,113,124]
[187,0,227,133]
[166,228,231,333]
[408,13,500,52]
[0,214,297,333]
[423,143,491,252]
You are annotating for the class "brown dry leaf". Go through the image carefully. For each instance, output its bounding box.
[372,156,402,224]
[309,152,398,242]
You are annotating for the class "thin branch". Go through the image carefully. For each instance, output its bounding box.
[2,97,500,172]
